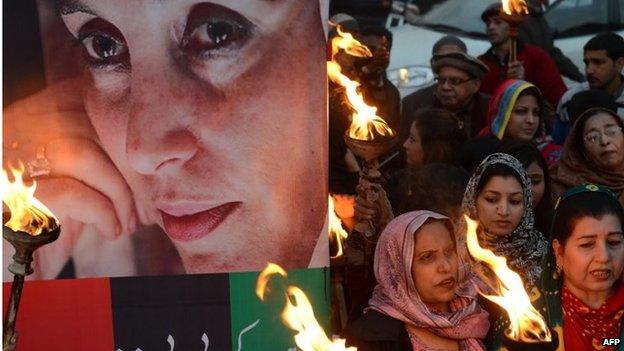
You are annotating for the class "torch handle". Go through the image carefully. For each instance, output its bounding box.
[3,274,24,349]
[510,37,517,63]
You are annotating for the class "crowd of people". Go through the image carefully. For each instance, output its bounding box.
[328,5,624,351]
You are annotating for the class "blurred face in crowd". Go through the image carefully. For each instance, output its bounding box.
[404,122,424,167]
[59,0,326,272]
[435,66,480,111]
[526,161,545,207]
[412,220,459,312]
[476,176,524,237]
[485,15,509,47]
[554,214,624,307]
[504,94,540,142]
[584,49,624,91]
[361,34,390,70]
[582,112,624,171]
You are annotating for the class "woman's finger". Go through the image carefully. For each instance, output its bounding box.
[34,177,122,240]
[45,138,136,235]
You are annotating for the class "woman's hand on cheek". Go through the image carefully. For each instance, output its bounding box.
[3,78,136,279]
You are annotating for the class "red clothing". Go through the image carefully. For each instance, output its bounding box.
[479,43,566,107]
[562,284,624,351]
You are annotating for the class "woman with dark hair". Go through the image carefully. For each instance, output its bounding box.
[551,108,624,207]
[462,80,561,170]
[403,107,467,168]
[537,184,624,351]
[344,210,490,351]
[498,141,554,235]
[355,107,467,221]
[460,153,548,350]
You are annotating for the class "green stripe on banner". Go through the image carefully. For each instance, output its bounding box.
[229,267,331,351]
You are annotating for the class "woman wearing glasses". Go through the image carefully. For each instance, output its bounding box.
[551,107,624,206]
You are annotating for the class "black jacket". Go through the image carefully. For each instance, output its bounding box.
[344,310,412,351]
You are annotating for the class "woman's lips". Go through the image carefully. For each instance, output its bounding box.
[590,269,612,281]
[436,277,456,289]
[160,202,241,242]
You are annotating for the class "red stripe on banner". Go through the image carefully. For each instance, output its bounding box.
[3,278,114,351]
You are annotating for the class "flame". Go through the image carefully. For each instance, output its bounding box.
[464,216,551,342]
[257,263,356,350]
[255,262,287,301]
[328,195,349,258]
[501,0,529,15]
[282,286,356,351]
[328,26,395,141]
[1,163,58,235]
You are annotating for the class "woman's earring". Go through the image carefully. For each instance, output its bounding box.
[554,263,563,279]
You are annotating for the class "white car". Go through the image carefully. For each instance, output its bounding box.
[387,0,624,97]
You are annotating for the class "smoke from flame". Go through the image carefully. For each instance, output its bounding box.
[1,163,58,235]
[328,26,395,141]
[257,263,356,350]
[464,216,551,342]
[501,0,529,15]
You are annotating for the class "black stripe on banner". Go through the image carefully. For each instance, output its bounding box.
[110,274,232,351]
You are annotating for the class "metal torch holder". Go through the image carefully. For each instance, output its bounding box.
[502,328,559,351]
[3,223,60,351]
[500,10,526,62]
[343,133,397,282]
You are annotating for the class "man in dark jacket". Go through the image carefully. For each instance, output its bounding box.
[402,50,490,139]
[478,3,566,107]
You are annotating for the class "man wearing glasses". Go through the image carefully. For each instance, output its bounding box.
[402,51,490,138]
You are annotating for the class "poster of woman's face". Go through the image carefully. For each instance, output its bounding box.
[3,0,328,279]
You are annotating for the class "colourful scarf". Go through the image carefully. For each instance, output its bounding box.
[479,79,539,140]
[460,153,548,287]
[561,285,624,351]
[367,211,490,351]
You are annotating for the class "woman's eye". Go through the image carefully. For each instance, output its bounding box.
[77,18,129,68]
[184,20,248,54]
[182,4,253,60]
[81,34,128,63]
[510,199,523,205]
[579,242,594,248]
[420,254,433,262]
[486,197,498,204]
[608,240,622,247]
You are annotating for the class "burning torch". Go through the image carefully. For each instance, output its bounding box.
[2,164,60,350]
[500,0,529,62]
[464,217,558,351]
[327,27,397,239]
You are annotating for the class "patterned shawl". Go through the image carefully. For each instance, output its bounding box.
[550,108,624,206]
[460,153,548,287]
[368,211,490,351]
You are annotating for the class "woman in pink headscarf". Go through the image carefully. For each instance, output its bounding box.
[344,210,490,350]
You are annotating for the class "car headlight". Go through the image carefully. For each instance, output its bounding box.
[387,65,434,89]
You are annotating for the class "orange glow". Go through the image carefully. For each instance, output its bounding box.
[282,286,356,351]
[1,163,58,235]
[328,195,349,258]
[501,0,529,15]
[257,262,356,350]
[464,216,551,342]
[255,262,287,301]
[328,26,395,141]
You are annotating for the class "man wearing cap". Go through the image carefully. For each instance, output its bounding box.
[402,51,490,138]
[478,2,566,107]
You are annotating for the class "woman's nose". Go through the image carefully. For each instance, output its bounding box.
[124,65,207,174]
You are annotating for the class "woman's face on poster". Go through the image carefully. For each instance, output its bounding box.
[58,0,326,272]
